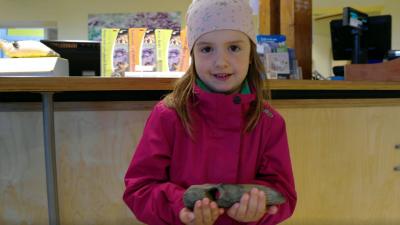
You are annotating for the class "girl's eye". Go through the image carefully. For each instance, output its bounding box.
[200,46,212,53]
[229,45,241,52]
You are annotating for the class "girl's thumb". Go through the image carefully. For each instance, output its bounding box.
[179,208,195,224]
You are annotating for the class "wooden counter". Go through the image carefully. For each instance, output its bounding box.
[2,76,400,92]
[2,77,400,105]
[1,77,400,225]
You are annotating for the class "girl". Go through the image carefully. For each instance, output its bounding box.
[123,0,297,224]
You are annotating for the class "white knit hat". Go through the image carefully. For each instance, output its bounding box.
[186,0,256,51]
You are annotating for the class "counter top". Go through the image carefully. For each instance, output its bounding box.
[1,77,400,101]
[1,77,400,92]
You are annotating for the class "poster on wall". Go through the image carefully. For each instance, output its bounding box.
[88,12,181,41]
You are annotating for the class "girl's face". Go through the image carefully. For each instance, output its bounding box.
[193,30,251,94]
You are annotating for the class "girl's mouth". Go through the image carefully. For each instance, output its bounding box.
[213,73,232,81]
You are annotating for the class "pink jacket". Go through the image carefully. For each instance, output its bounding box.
[123,85,297,225]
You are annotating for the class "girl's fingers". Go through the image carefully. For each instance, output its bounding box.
[267,205,279,215]
[247,188,260,218]
[227,203,240,218]
[236,192,250,218]
[201,198,212,224]
[210,201,220,221]
[225,188,271,222]
[192,198,222,225]
[193,200,203,225]
[179,208,195,224]
[255,189,267,218]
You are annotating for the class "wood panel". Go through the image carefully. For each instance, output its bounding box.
[279,104,400,225]
[270,98,400,108]
[259,0,312,79]
[2,77,400,92]
[55,110,150,225]
[0,105,155,225]
[1,100,400,224]
[0,101,158,112]
[280,0,295,48]
[0,111,48,225]
[259,0,280,34]
[0,77,176,92]
[293,0,312,79]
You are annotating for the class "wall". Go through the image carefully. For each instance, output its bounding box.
[312,0,400,78]
[312,17,333,77]
[2,0,398,79]
[0,0,192,40]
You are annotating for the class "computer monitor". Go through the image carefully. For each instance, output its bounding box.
[330,15,392,62]
[40,40,100,76]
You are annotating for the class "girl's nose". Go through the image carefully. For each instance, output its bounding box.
[214,50,229,69]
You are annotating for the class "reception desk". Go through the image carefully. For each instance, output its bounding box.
[1,77,400,225]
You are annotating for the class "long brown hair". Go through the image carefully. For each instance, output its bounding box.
[163,42,267,136]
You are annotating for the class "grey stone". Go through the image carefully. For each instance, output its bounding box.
[183,184,286,210]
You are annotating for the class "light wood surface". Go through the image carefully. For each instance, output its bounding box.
[263,79,400,90]
[2,77,400,92]
[259,0,280,35]
[0,111,48,224]
[280,0,295,48]
[1,99,400,224]
[0,77,176,92]
[0,101,157,112]
[280,103,400,225]
[270,98,400,108]
[2,99,400,112]
[0,108,152,225]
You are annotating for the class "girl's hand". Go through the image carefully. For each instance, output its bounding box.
[227,188,279,222]
[179,198,224,225]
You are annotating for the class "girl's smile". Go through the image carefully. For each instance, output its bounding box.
[213,73,232,81]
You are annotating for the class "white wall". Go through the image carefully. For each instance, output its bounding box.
[312,17,334,77]
[2,0,398,78]
[0,0,192,40]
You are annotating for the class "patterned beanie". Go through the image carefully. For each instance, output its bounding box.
[186,0,256,51]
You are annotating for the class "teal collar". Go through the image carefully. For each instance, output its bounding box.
[196,78,251,94]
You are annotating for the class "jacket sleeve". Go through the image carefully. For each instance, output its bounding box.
[123,102,185,225]
[250,111,297,225]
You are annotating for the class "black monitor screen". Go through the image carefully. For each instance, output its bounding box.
[40,40,100,76]
[330,15,391,62]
